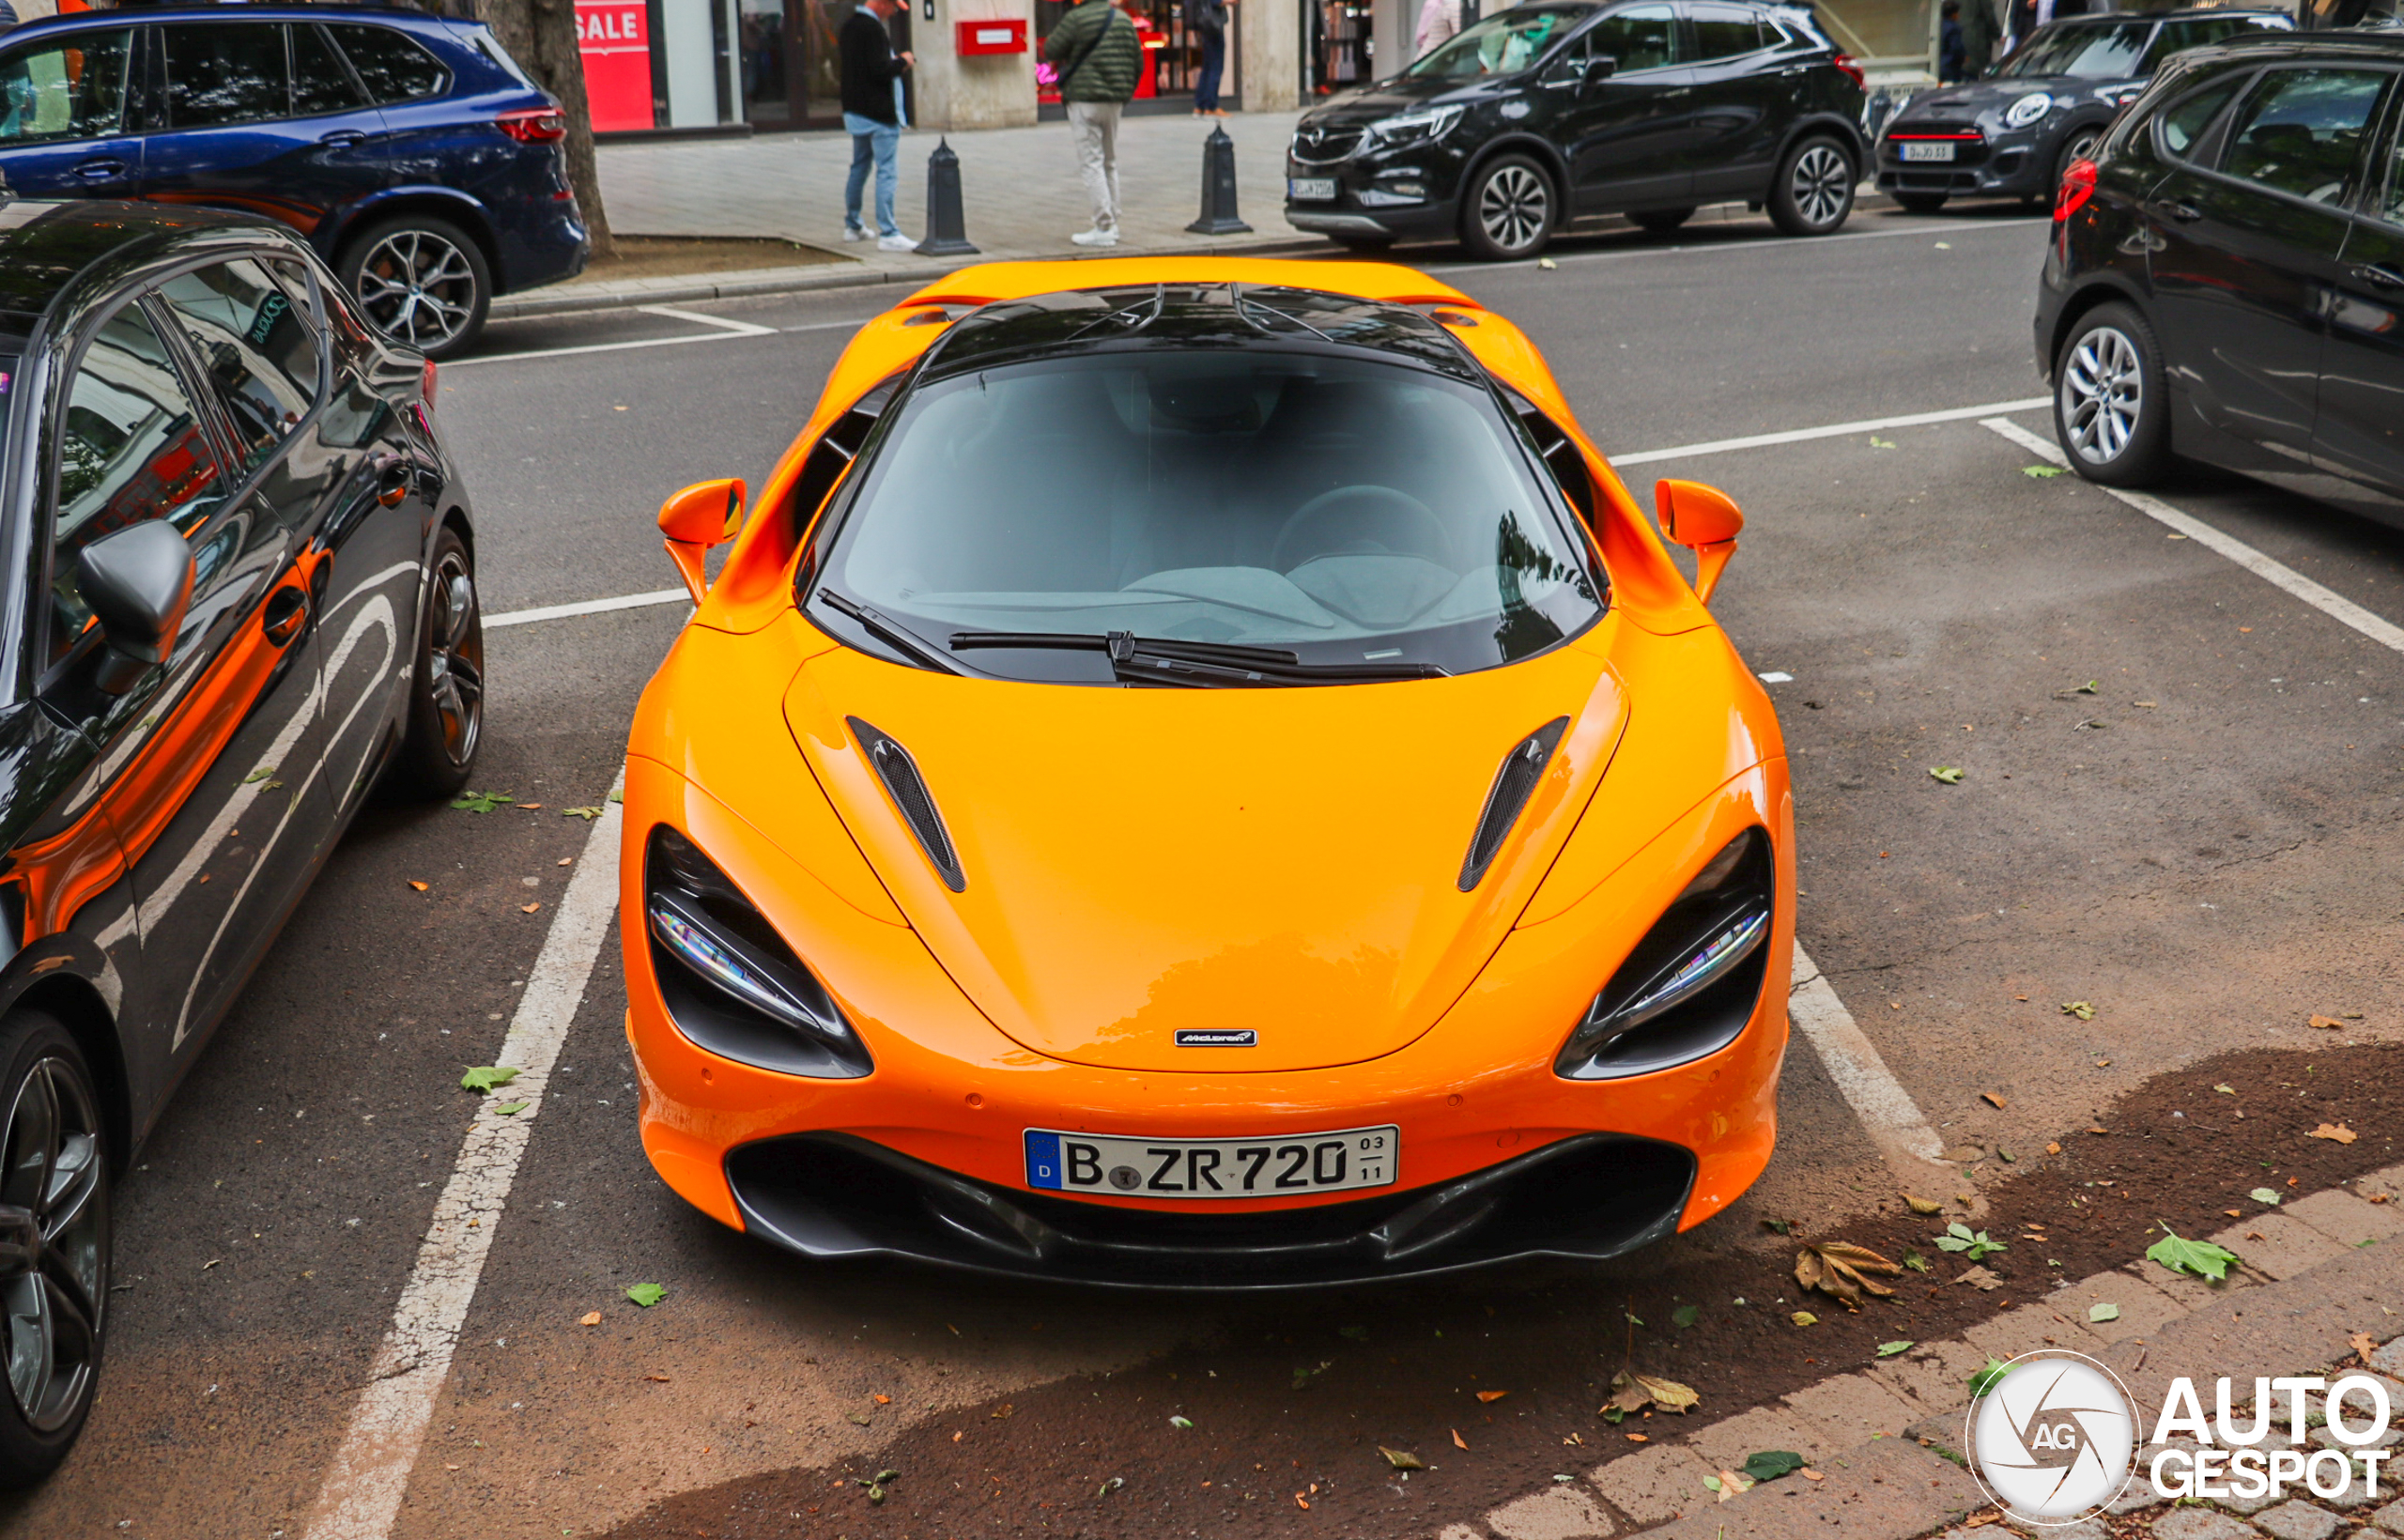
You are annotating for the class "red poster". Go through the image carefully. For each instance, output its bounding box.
[577,0,654,132]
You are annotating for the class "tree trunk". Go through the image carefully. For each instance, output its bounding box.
[482,0,617,261]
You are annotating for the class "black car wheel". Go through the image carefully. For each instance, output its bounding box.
[1768,136,1857,237]
[0,1012,108,1488]
[339,214,492,362]
[2054,301,2170,486]
[1891,190,1949,213]
[390,526,485,798]
[1460,155,1557,260]
[1630,207,1696,235]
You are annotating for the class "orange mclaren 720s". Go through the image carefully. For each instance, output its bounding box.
[619,257,1793,1287]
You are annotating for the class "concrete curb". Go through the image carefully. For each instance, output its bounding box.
[1437,1163,2404,1540]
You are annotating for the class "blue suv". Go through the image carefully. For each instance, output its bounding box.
[0,5,588,357]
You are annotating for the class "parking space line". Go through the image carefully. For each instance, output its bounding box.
[633,303,778,336]
[301,785,625,1540]
[1613,396,2050,468]
[485,588,691,630]
[1789,943,1949,1169]
[1983,416,2404,656]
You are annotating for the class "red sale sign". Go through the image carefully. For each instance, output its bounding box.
[577,0,654,132]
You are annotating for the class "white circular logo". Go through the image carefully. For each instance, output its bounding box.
[1965,1350,2138,1524]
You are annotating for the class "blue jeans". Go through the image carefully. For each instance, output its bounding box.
[843,112,901,237]
[1194,32,1225,111]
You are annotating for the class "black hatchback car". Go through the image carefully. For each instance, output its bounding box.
[0,201,482,1482]
[2035,31,2404,526]
[1285,0,1869,258]
[1879,8,2291,212]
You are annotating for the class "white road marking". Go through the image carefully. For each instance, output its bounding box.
[1789,943,1946,1165]
[1614,396,2050,467]
[301,784,625,1540]
[633,303,778,336]
[1983,415,2404,656]
[1757,670,1794,683]
[485,588,691,629]
[446,302,775,369]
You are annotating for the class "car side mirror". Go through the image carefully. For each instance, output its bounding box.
[76,520,195,695]
[657,477,747,605]
[1654,479,1744,604]
[1584,54,1618,83]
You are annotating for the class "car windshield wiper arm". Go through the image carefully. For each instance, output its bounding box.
[948,629,1447,685]
[815,587,961,674]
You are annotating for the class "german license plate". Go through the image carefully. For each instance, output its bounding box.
[1025,1125,1397,1199]
[1901,142,1956,162]
[1288,177,1338,201]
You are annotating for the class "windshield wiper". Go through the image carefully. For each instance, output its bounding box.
[816,587,961,674]
[948,629,1447,685]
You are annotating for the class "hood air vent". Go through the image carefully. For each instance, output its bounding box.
[847,716,966,892]
[1457,717,1570,892]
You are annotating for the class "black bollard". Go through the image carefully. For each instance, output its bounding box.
[915,137,979,257]
[1185,125,1253,237]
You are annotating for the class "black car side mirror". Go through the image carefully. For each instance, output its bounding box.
[76,521,195,695]
[1585,54,1618,83]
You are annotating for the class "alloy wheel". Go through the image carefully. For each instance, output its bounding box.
[354,228,480,354]
[425,548,484,767]
[1479,164,1549,254]
[2060,325,2143,465]
[1789,145,1851,230]
[0,1057,105,1435]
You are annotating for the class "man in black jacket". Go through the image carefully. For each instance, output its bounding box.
[840,0,917,251]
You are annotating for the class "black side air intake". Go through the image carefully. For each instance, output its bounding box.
[847,716,966,892]
[1457,716,1570,892]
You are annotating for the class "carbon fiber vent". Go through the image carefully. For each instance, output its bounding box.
[1457,717,1570,892]
[847,716,966,892]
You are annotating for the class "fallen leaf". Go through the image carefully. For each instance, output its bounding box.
[1536,257,1558,270]
[1096,1475,1123,1497]
[1800,1467,1825,1481]
[1337,1323,1370,1342]
[2044,1142,2061,1156]
[1795,1240,1903,1308]
[1476,1390,1509,1403]
[2309,1015,2344,1029]
[1626,1432,1648,1442]
[491,1101,529,1116]
[1760,1216,1792,1236]
[2225,1209,2243,1218]
[2147,1227,2239,1280]
[2023,465,2065,478]
[2061,1001,2095,1021]
[579,1311,602,1326]
[1904,1194,1943,1216]
[520,902,542,914]
[625,1283,667,1307]
[1969,1358,2011,1397]
[2351,1332,2379,1363]
[558,856,575,866]
[2088,1302,2120,1323]
[1378,1447,1425,1471]
[1452,1429,1469,1450]
[1955,1265,2005,1291]
[1869,436,1898,449]
[645,1374,670,1383]
[2214,1084,2237,1095]
[1929,766,1965,784]
[451,790,515,813]
[1634,1375,1699,1413]
[1980,1090,2009,1108]
[1672,1303,1699,1329]
[562,807,604,821]
[1903,1250,1929,1273]
[2312,1123,2359,1145]
[408,880,429,892]
[992,1404,1013,1419]
[460,1066,520,1094]
[2240,626,2253,633]
[873,1394,891,1405]
[2251,1187,2282,1206]
[847,1413,871,1425]
[1170,1415,1194,1429]
[518,803,544,810]
[1791,1311,1817,1327]
[1744,1450,1806,1482]
[242,765,278,784]
[1715,1469,1754,1500]
[1294,1493,1310,1510]
[1876,1341,1913,1358]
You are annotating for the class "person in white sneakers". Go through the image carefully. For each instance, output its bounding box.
[1042,0,1141,247]
[840,0,918,252]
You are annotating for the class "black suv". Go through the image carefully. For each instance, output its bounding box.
[1879,8,2290,213]
[2034,31,2404,526]
[1285,0,1869,259]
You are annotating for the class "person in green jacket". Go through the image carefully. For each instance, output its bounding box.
[1043,0,1142,246]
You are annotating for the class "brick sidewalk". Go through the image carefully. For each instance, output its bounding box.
[1433,1163,2404,1540]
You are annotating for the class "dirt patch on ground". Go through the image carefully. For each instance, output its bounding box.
[565,235,845,285]
[593,1044,2402,1540]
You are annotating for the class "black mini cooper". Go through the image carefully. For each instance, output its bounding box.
[1285,0,1869,258]
[0,201,482,1481]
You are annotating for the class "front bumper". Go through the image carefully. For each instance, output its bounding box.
[1876,129,2049,199]
[1284,146,1466,241]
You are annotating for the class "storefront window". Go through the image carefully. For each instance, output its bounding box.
[1036,0,1226,109]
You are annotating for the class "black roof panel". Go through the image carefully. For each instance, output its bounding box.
[0,199,289,336]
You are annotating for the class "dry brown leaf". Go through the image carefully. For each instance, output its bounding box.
[1715,1470,1754,1502]
[1451,1429,1469,1451]
[2351,1332,2379,1363]
[2224,1209,2242,1218]
[520,902,541,914]
[578,1310,602,1326]
[873,1394,891,1405]
[1904,1194,1943,1215]
[1607,1373,1651,1414]
[1954,1265,2005,1291]
[1965,1513,2002,1529]
[992,1404,1013,1419]
[1626,1432,1649,1442]
[2044,1142,2061,1156]
[1633,1375,1700,1413]
[408,880,428,892]
[645,1374,670,1383]
[1294,1493,1310,1510]
[1799,1468,1825,1482]
[1378,1447,1425,1471]
[2309,1015,2344,1029]
[1980,1091,2008,1109]
[2312,1123,2359,1145]
[1476,1390,1509,1403]
[1795,1240,1903,1308]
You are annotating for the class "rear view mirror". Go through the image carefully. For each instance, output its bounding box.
[76,521,195,694]
[1654,479,1744,605]
[657,477,747,605]
[1585,54,1618,83]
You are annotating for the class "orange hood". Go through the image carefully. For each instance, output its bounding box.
[783,636,1629,1072]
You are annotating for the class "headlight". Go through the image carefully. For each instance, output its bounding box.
[1365,104,1465,148]
[645,825,872,1078]
[1555,828,1774,1080]
[2003,92,2055,129]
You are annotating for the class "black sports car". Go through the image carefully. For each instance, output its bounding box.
[1878,7,2289,211]
[1285,0,1868,259]
[0,202,481,1482]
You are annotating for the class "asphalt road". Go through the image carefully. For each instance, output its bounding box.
[3,199,2399,1539]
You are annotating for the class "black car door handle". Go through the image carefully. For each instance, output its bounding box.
[73,159,127,180]
[372,453,413,508]
[319,130,367,149]
[2354,262,2404,290]
[2150,199,2203,223]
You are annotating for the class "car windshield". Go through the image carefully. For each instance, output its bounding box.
[1997,19,2155,78]
[1404,4,1594,78]
[803,310,1604,685]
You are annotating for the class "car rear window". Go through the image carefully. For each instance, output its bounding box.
[327,23,451,103]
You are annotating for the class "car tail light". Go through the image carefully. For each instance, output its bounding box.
[1832,54,1865,90]
[2055,157,2098,223]
[420,358,438,410]
[496,107,565,143]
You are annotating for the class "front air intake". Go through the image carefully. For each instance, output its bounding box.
[1457,716,1570,891]
[847,716,966,892]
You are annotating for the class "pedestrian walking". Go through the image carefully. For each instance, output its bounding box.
[1191,0,1229,117]
[1959,0,2000,77]
[840,0,917,252]
[1938,0,1967,82]
[1414,0,1459,59]
[1043,0,1141,247]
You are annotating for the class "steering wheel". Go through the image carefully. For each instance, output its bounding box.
[1271,485,1453,574]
